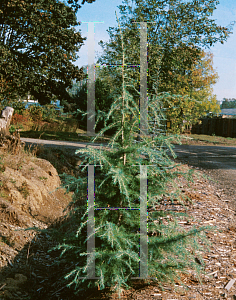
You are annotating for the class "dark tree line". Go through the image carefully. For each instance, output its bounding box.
[221,98,236,109]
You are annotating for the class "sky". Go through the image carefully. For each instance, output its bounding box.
[74,0,236,103]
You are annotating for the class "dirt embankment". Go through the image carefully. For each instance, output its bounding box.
[0,144,72,299]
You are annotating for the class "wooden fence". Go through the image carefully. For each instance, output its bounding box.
[191,117,236,138]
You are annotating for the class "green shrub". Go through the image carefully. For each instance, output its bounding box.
[0,98,25,113]
[42,104,60,122]
[28,105,44,122]
[11,100,26,115]
[9,124,23,133]
[9,125,16,134]
[11,111,34,131]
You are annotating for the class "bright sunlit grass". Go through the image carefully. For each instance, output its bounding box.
[179,134,236,145]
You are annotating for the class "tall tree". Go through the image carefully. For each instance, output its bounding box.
[51,17,209,296]
[0,0,89,105]
[96,0,233,132]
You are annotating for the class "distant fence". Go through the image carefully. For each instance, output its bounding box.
[191,117,236,138]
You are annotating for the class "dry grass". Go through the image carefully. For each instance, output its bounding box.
[0,133,77,183]
[177,134,236,146]
[30,118,80,133]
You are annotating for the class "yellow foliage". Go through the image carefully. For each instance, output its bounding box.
[159,48,220,133]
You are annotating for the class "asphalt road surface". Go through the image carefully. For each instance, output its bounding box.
[172,144,236,171]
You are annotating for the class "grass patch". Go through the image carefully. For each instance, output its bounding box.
[39,176,48,181]
[175,134,236,146]
[17,181,30,199]
[14,114,112,143]
[0,191,8,198]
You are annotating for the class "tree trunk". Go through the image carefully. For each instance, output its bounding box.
[0,106,14,135]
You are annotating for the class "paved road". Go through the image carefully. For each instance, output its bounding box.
[172,144,236,170]
[21,137,236,210]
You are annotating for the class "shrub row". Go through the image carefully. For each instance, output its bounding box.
[10,104,62,132]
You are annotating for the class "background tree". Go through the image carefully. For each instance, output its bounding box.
[67,74,116,133]
[0,0,88,106]
[65,0,96,11]
[221,98,236,109]
[96,0,233,133]
[159,49,221,132]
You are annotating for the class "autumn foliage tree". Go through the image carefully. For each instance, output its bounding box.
[159,48,221,132]
[0,0,91,106]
